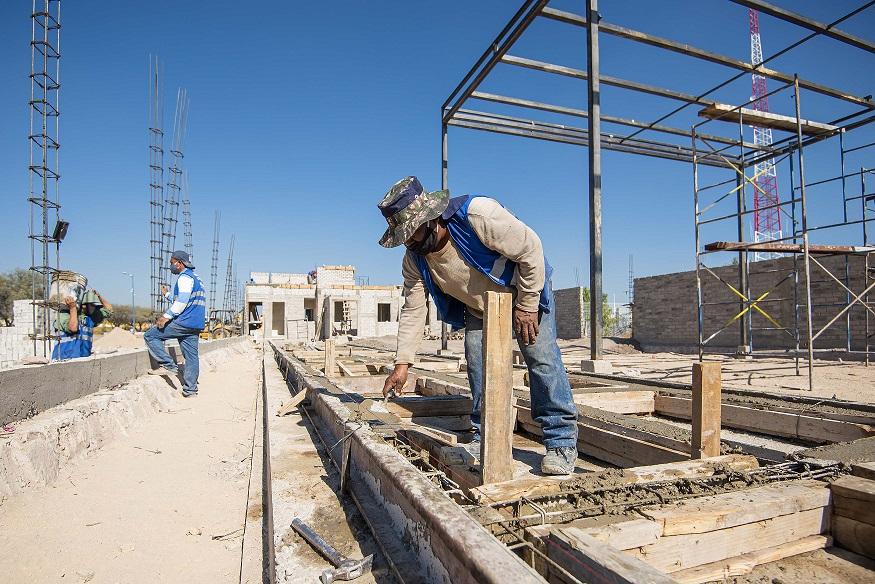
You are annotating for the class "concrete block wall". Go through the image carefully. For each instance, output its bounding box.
[0,300,51,368]
[553,287,587,339]
[250,272,309,285]
[633,255,872,351]
[316,265,355,286]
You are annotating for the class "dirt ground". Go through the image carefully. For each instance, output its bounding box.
[0,344,261,583]
[92,326,144,352]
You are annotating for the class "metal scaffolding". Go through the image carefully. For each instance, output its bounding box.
[441,0,875,367]
[28,0,63,357]
[148,55,165,313]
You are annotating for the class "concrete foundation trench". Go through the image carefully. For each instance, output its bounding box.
[3,337,875,583]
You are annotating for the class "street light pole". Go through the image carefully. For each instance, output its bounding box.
[122,272,135,332]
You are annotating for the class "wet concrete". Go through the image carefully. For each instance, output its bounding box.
[794,436,875,465]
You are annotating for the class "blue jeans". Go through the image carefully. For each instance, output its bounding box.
[464,304,578,449]
[144,320,201,395]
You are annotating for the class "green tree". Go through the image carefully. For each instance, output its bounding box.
[581,287,617,336]
[107,305,153,329]
[0,268,46,326]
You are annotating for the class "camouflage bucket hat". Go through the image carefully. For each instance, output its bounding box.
[377,176,449,248]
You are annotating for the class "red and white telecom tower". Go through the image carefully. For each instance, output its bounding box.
[749,9,782,260]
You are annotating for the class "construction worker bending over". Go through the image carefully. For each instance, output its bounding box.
[377,176,579,475]
[145,250,206,398]
[52,289,113,360]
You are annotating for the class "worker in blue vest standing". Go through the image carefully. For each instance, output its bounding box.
[145,250,206,397]
[377,177,579,475]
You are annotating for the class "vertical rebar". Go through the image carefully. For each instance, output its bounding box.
[28,0,62,358]
[209,210,221,330]
[182,171,193,262]
[148,55,165,314]
[789,153,800,375]
[160,88,189,301]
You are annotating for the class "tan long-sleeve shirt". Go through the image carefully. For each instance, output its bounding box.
[395,197,545,364]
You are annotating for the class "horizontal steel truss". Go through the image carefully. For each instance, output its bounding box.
[442,2,875,164]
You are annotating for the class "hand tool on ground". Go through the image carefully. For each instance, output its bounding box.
[290,518,373,583]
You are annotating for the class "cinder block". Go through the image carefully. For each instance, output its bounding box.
[580,359,613,374]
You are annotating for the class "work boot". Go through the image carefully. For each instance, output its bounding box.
[541,447,577,475]
[148,366,179,377]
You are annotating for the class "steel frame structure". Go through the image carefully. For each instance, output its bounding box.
[441,0,875,362]
[159,88,189,303]
[28,0,62,357]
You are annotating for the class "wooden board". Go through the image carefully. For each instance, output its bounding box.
[637,479,830,536]
[517,404,688,468]
[469,454,758,504]
[563,520,663,551]
[698,103,838,136]
[655,394,874,444]
[852,461,875,481]
[383,395,473,418]
[481,291,514,485]
[416,376,470,397]
[691,363,721,458]
[627,506,829,573]
[832,515,875,559]
[830,475,875,526]
[548,528,678,584]
[671,534,831,584]
[573,391,655,414]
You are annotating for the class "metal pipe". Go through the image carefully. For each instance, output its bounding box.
[794,77,815,392]
[441,122,449,351]
[586,0,602,361]
[693,129,705,362]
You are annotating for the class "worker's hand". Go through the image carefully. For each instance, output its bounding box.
[513,307,540,345]
[383,363,409,398]
[64,297,77,310]
[156,315,170,329]
[160,285,169,296]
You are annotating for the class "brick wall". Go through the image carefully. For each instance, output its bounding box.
[633,255,872,351]
[554,287,587,339]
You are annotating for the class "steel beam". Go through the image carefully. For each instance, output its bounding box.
[729,0,875,55]
[441,122,449,350]
[441,0,548,124]
[502,54,715,106]
[587,0,603,360]
[540,6,875,110]
[470,91,773,152]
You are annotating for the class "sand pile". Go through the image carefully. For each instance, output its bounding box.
[93,327,144,351]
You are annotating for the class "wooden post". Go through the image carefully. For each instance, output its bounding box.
[323,339,336,376]
[692,362,721,458]
[481,291,514,484]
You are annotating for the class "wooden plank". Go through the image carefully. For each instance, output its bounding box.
[383,395,473,418]
[416,376,470,397]
[852,461,875,481]
[637,479,831,535]
[654,394,874,444]
[831,475,875,526]
[698,103,838,136]
[573,390,655,414]
[563,519,662,551]
[691,363,721,458]
[833,515,875,559]
[548,529,679,584]
[704,240,874,254]
[627,506,829,573]
[481,291,514,485]
[323,339,335,375]
[337,361,354,377]
[517,404,688,468]
[469,454,758,504]
[671,534,831,584]
[276,390,308,416]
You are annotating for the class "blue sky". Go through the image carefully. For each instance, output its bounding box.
[1,1,873,307]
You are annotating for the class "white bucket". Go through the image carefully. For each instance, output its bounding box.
[48,271,88,309]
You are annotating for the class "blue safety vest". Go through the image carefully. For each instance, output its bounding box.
[412,195,553,330]
[172,268,207,330]
[52,315,94,360]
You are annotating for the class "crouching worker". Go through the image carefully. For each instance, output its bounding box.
[145,250,205,398]
[52,289,113,360]
[377,176,579,475]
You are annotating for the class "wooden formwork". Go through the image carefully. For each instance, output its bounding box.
[269,340,875,583]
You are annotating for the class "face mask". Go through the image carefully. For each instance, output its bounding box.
[407,220,440,255]
[170,264,183,275]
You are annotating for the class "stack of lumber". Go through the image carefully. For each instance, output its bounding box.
[831,474,875,559]
[542,480,831,584]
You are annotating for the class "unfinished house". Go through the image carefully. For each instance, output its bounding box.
[243,265,407,341]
